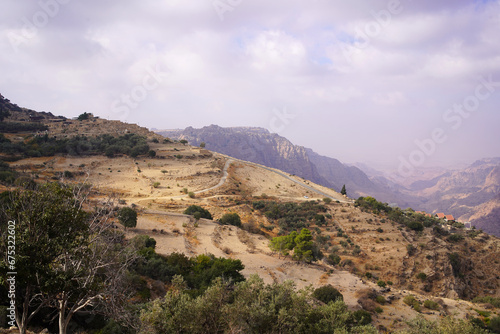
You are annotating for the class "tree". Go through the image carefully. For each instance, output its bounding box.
[148,150,156,158]
[0,183,89,334]
[179,139,188,145]
[118,207,137,229]
[269,231,297,257]
[293,228,314,262]
[341,185,347,196]
[219,213,241,227]
[313,285,343,304]
[199,142,206,148]
[183,205,212,220]
[0,183,137,334]
[0,107,10,122]
[77,112,91,121]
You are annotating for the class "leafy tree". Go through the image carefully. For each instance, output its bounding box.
[200,142,206,148]
[118,207,138,229]
[148,150,156,158]
[219,213,241,227]
[183,205,212,220]
[77,112,91,121]
[341,184,347,196]
[179,139,188,145]
[269,231,297,257]
[293,228,314,262]
[313,284,343,304]
[0,183,137,334]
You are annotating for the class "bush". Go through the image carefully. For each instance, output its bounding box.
[118,207,137,228]
[416,272,427,281]
[377,280,386,288]
[447,233,464,243]
[184,205,212,220]
[313,284,343,304]
[403,295,421,312]
[352,309,372,325]
[407,244,417,256]
[488,316,500,333]
[63,170,74,178]
[375,295,386,305]
[153,182,160,188]
[326,254,341,265]
[188,192,195,198]
[219,213,242,227]
[424,300,440,310]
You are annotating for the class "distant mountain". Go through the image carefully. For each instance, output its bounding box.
[156,125,411,205]
[466,193,500,236]
[157,125,500,237]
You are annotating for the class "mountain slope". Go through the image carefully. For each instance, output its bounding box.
[156,125,406,203]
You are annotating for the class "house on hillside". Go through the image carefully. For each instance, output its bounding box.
[445,215,455,222]
[436,213,445,219]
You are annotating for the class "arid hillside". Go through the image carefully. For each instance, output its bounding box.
[1,105,499,333]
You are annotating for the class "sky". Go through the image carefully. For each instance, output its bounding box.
[1,0,499,175]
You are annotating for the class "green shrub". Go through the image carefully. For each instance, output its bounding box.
[447,233,464,242]
[219,213,242,227]
[153,182,160,188]
[184,205,212,220]
[118,207,137,228]
[375,295,386,305]
[313,284,343,304]
[416,272,427,281]
[188,192,195,198]
[423,300,440,310]
[375,306,383,314]
[352,309,372,325]
[377,280,386,288]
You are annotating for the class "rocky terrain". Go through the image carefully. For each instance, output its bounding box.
[2,96,500,332]
[158,125,500,236]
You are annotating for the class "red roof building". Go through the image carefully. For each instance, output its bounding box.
[436,213,445,219]
[445,215,455,221]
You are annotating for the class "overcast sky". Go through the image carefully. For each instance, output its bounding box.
[1,0,499,173]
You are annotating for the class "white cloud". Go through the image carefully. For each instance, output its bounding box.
[0,0,499,167]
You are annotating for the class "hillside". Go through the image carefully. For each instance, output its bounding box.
[158,125,500,237]
[157,125,409,205]
[1,98,500,333]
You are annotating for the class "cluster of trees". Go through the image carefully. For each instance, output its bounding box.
[139,274,377,334]
[132,244,245,298]
[355,196,442,232]
[0,122,48,133]
[183,205,213,220]
[269,229,322,262]
[0,133,150,159]
[252,200,328,232]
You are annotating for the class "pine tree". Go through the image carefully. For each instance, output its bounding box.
[341,184,346,196]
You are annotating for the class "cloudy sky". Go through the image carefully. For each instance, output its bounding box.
[1,0,499,173]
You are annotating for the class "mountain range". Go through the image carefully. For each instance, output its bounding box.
[157,125,500,236]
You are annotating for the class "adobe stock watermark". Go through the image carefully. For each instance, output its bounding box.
[269,106,297,133]
[212,0,242,21]
[110,64,168,121]
[6,220,17,328]
[7,0,72,53]
[339,0,406,62]
[398,75,500,177]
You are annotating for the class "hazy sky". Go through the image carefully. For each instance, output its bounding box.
[1,0,499,173]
